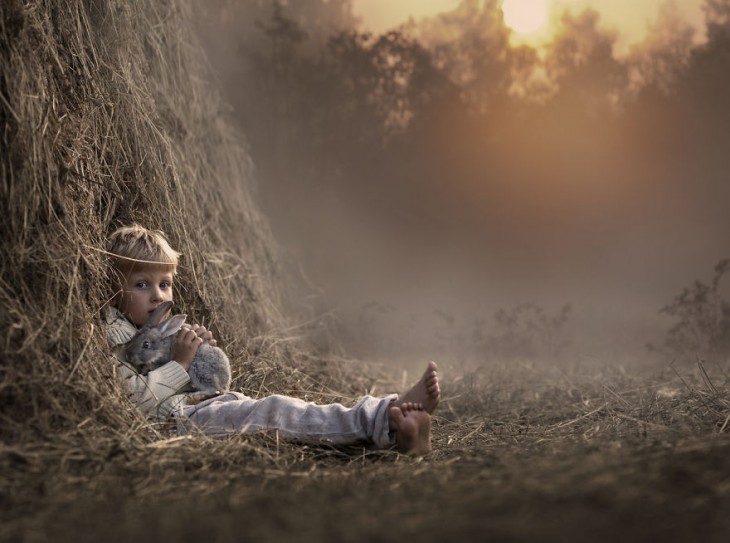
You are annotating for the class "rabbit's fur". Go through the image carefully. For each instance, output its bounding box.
[124,301,231,394]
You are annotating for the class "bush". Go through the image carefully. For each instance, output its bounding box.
[658,259,730,357]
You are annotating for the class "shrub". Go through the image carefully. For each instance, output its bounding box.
[658,259,730,357]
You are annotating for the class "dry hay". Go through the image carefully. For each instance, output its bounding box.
[3,354,730,541]
[0,0,387,508]
[441,358,730,450]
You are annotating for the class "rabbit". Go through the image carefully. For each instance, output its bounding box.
[124,301,232,395]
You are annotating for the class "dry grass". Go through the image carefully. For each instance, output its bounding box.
[2,1,730,542]
[2,357,729,542]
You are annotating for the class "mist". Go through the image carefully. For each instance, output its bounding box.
[192,0,730,363]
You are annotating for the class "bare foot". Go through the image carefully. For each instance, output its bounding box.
[389,405,432,456]
[394,361,440,414]
[398,401,424,412]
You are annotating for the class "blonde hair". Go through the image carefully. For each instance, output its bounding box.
[106,224,181,281]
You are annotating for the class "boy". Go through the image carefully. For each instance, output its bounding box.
[105,225,440,455]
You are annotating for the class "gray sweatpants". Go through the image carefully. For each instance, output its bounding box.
[175,391,398,449]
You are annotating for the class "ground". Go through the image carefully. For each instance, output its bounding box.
[2,358,730,542]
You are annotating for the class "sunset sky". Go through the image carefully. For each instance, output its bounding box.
[196,0,730,359]
[353,0,707,53]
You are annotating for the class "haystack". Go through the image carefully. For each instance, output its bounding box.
[0,0,370,461]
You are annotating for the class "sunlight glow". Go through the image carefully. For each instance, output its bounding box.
[352,0,707,57]
[501,0,551,35]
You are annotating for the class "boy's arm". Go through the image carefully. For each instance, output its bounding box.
[112,353,191,418]
[105,306,191,418]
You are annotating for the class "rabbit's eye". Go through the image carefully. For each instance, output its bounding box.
[142,340,151,349]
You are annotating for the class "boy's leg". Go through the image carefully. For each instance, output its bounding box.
[175,361,439,452]
[178,391,397,448]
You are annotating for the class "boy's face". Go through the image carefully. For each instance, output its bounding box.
[117,267,175,328]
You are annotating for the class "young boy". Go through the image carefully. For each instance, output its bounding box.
[104,225,440,455]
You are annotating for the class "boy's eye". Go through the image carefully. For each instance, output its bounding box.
[136,281,148,289]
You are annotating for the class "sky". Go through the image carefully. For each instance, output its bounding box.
[353,0,707,53]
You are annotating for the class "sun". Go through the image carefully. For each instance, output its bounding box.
[501,0,551,36]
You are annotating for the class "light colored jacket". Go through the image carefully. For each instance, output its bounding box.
[105,306,195,420]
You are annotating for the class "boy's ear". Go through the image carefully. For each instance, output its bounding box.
[158,314,187,338]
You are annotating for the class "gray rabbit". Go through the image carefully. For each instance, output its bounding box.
[124,301,231,395]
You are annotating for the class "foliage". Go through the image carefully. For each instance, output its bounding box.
[331,301,572,363]
[488,303,573,359]
[659,259,730,357]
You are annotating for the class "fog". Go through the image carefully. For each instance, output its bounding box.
[193,0,730,362]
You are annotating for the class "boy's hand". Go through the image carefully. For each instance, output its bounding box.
[189,323,217,347]
[173,328,205,371]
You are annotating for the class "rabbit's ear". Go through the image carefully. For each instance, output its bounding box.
[158,314,187,338]
[146,301,174,327]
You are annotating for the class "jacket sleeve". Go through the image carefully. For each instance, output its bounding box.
[113,352,191,418]
[105,306,191,418]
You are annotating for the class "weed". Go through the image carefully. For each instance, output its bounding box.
[656,259,730,357]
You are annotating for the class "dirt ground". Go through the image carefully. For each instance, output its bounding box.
[3,359,730,543]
